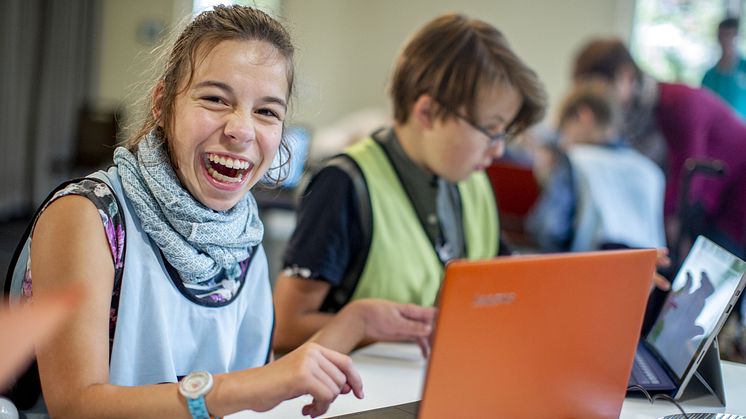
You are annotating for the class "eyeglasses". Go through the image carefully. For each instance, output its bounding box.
[436,101,509,147]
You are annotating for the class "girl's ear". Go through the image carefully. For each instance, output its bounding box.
[411,94,436,130]
[151,82,165,126]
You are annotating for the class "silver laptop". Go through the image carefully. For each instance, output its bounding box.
[628,236,746,405]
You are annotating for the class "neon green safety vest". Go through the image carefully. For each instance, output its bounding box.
[346,138,499,306]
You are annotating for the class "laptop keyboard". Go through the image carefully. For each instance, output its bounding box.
[632,354,661,385]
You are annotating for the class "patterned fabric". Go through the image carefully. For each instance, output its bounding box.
[113,130,263,288]
[164,254,254,305]
[21,177,257,353]
[21,178,125,349]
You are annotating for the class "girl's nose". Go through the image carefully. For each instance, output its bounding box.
[224,111,255,144]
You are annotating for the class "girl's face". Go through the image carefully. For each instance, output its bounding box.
[163,39,289,211]
[423,83,522,183]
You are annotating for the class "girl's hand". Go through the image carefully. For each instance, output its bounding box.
[245,342,363,417]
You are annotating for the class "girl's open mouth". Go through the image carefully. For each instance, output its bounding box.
[204,153,252,184]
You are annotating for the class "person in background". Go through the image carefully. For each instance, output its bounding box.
[0,6,438,418]
[272,12,548,353]
[702,17,746,119]
[526,79,665,253]
[573,38,746,260]
[574,38,744,358]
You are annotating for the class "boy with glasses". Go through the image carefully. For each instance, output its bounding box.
[273,13,547,353]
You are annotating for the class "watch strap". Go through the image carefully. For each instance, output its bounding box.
[186,395,211,419]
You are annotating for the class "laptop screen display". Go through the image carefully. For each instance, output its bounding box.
[646,237,746,380]
[263,125,310,188]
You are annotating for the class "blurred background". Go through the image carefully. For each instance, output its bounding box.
[1,0,743,280]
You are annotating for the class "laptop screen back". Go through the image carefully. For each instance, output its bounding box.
[645,236,746,381]
[419,249,657,419]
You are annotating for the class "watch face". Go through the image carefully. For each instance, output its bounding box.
[180,371,213,399]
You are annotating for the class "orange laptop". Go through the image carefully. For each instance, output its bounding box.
[337,249,657,419]
[420,249,656,419]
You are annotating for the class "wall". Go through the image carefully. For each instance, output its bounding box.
[89,0,635,282]
[94,0,635,135]
[281,0,635,130]
[96,0,190,135]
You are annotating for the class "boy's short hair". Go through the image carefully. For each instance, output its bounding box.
[719,17,740,32]
[558,78,619,131]
[389,13,546,138]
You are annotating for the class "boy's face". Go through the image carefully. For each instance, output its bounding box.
[718,27,739,53]
[423,82,522,182]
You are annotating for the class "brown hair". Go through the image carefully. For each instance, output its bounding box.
[558,78,620,131]
[572,38,640,83]
[125,5,295,177]
[389,13,546,138]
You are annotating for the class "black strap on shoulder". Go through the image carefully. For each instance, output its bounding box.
[1,176,126,409]
[319,154,373,313]
[1,180,88,409]
[3,177,90,296]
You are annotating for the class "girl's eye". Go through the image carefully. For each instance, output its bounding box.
[202,96,226,105]
[257,108,282,120]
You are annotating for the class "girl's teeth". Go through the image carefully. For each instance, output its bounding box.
[208,154,249,170]
[205,154,250,184]
[207,166,243,183]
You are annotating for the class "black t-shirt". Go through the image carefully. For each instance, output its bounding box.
[282,127,464,287]
[281,164,363,286]
[281,141,511,289]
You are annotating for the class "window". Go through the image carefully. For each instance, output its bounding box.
[630,0,743,85]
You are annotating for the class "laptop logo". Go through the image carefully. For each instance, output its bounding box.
[473,292,516,307]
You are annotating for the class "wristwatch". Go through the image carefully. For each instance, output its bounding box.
[179,371,214,419]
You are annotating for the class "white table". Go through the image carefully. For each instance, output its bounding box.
[229,342,746,418]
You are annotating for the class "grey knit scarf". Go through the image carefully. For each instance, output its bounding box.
[113,131,263,284]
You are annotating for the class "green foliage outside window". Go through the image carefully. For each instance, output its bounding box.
[631,0,742,85]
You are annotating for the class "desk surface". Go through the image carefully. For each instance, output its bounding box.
[229,342,746,419]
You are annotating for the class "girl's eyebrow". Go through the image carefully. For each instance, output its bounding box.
[260,96,288,111]
[192,80,287,110]
[193,80,233,93]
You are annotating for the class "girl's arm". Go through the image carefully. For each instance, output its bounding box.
[31,196,361,419]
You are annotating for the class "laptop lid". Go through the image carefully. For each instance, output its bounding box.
[418,249,657,419]
[642,236,746,397]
